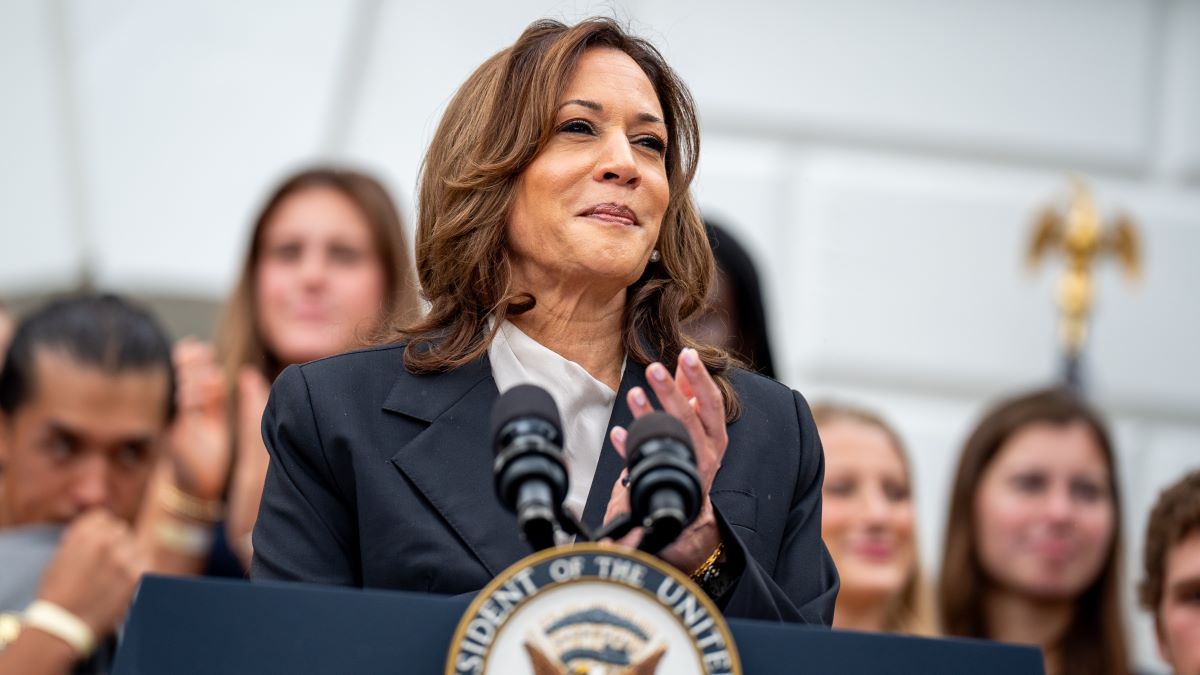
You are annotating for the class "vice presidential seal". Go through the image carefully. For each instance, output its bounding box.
[445,544,741,675]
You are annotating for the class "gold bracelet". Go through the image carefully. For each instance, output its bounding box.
[155,519,215,556]
[159,481,224,522]
[0,612,22,648]
[689,541,724,580]
[23,600,96,657]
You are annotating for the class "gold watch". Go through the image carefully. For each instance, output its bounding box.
[0,612,22,649]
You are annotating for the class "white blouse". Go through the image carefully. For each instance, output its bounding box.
[487,320,621,524]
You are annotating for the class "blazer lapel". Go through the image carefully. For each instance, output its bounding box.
[383,355,530,577]
[580,361,661,531]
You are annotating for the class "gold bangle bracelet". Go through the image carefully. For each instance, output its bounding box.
[159,481,224,522]
[690,541,724,580]
[155,519,215,557]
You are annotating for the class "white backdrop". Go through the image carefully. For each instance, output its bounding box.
[2,1,1198,671]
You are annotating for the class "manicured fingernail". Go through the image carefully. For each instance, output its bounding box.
[631,389,647,407]
[650,363,668,382]
[612,427,628,444]
[683,348,700,368]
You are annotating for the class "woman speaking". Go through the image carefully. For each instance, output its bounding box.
[250,17,837,624]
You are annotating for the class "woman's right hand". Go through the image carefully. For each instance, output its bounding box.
[165,339,231,502]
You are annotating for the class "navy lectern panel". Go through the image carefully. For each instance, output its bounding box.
[113,576,1043,674]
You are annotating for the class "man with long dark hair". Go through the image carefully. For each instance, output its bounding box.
[0,295,175,675]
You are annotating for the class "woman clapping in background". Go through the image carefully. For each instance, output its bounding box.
[143,167,421,574]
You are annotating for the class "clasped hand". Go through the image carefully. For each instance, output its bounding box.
[602,347,728,574]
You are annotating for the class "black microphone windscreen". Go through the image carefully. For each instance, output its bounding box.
[626,412,692,457]
[490,384,562,443]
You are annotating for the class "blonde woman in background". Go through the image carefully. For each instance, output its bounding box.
[813,402,937,635]
[143,167,421,575]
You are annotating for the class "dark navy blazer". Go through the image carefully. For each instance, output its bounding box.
[249,343,838,624]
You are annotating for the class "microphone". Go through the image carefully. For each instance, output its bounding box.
[491,384,569,551]
[624,412,703,554]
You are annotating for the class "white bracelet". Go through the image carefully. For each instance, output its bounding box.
[23,600,96,657]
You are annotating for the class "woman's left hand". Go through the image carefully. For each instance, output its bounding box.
[602,347,728,574]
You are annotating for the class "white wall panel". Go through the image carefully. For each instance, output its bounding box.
[70,0,354,296]
[0,0,80,293]
[1160,0,1200,181]
[785,154,1200,417]
[1084,188,1200,417]
[638,0,1154,168]
[787,153,1061,391]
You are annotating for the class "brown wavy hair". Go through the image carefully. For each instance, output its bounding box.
[391,17,740,420]
[939,387,1128,675]
[811,402,938,636]
[218,166,421,384]
[1139,469,1200,630]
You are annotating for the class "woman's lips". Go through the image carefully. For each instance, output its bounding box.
[851,541,895,562]
[1030,539,1075,561]
[579,202,639,227]
[292,307,332,322]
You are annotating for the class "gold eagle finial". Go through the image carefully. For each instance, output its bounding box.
[1027,178,1141,357]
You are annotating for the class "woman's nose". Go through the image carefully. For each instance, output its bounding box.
[862,487,891,524]
[593,131,641,187]
[1044,485,1075,525]
[298,250,328,288]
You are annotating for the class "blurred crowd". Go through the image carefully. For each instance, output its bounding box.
[0,165,1196,675]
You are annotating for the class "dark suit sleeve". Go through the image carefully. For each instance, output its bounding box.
[717,390,839,624]
[250,365,360,585]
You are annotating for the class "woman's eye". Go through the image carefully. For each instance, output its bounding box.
[329,245,363,265]
[267,243,302,262]
[883,481,910,503]
[1011,473,1046,494]
[558,120,595,135]
[1070,479,1105,503]
[635,135,666,154]
[825,480,855,497]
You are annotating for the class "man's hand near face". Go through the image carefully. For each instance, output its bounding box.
[0,510,148,675]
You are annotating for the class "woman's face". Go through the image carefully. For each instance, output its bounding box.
[255,186,387,366]
[974,421,1115,601]
[507,47,670,291]
[820,420,917,603]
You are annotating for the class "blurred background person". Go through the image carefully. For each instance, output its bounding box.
[142,167,421,576]
[683,221,776,379]
[814,401,936,635]
[0,300,11,482]
[0,295,173,674]
[1139,470,1200,675]
[0,301,13,366]
[939,387,1129,675]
